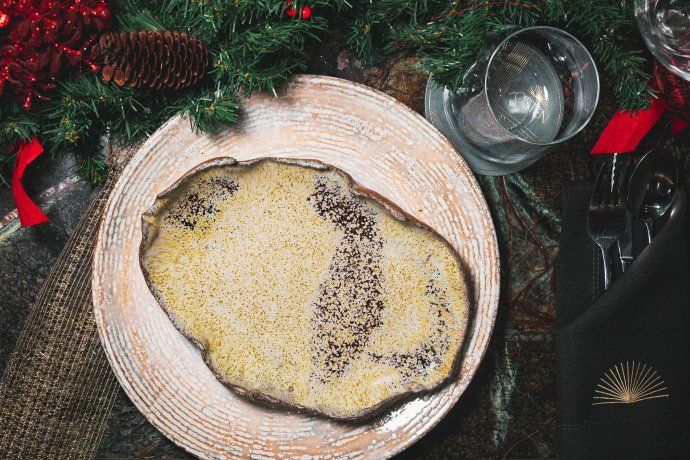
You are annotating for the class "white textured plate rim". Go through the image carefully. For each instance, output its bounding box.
[93,74,500,459]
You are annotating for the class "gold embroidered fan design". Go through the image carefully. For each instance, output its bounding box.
[593,361,669,405]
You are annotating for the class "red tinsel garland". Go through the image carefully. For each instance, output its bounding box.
[1,0,111,227]
[0,0,111,109]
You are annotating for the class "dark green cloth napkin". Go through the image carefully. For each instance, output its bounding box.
[556,183,690,459]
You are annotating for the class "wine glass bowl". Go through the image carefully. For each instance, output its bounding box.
[636,0,690,81]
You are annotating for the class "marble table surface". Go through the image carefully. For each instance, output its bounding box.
[1,40,688,459]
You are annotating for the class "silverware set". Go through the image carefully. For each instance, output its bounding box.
[587,149,679,290]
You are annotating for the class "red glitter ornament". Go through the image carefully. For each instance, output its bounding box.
[0,0,111,109]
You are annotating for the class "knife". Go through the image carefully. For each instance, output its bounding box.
[613,154,634,273]
[618,212,634,272]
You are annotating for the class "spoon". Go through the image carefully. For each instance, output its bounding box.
[627,149,679,244]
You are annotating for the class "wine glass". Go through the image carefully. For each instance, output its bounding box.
[425,26,600,176]
[636,0,690,81]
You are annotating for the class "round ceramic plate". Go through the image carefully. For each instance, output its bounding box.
[93,75,500,459]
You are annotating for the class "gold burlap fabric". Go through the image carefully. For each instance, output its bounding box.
[0,166,122,459]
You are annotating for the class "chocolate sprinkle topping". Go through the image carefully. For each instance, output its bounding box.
[370,275,451,378]
[164,176,238,230]
[307,176,385,381]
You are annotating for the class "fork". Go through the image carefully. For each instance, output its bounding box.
[612,154,633,272]
[587,161,627,290]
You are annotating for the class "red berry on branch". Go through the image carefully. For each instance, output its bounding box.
[0,11,9,27]
[301,5,311,19]
[283,1,311,19]
[286,7,297,17]
[283,0,297,17]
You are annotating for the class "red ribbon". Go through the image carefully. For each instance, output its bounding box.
[12,136,49,227]
[591,84,689,155]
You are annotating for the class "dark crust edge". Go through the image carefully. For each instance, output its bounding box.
[139,157,474,423]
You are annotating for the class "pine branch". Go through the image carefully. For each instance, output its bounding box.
[354,0,652,111]
[114,0,215,41]
[0,0,658,188]
[0,101,42,185]
[1,0,338,185]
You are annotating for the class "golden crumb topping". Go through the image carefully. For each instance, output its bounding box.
[140,159,469,420]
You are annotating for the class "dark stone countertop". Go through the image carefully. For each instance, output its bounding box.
[1,40,689,459]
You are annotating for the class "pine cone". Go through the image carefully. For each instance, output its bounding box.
[94,30,210,90]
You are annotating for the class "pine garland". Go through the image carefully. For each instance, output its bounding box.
[0,0,348,184]
[0,0,654,186]
[347,0,652,110]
